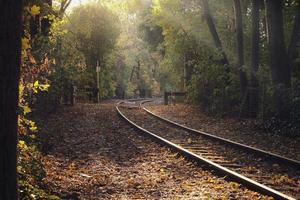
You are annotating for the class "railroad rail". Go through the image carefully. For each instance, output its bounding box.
[116,99,299,200]
[141,102,300,168]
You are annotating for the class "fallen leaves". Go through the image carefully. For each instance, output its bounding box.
[146,103,300,198]
[39,102,272,199]
[148,104,300,160]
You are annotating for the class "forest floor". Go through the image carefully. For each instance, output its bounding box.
[39,102,272,200]
[146,103,300,161]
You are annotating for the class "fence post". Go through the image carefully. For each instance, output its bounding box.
[164,92,169,105]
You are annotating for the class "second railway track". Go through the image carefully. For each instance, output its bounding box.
[117,99,300,200]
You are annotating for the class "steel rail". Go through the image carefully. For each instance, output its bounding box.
[140,103,300,168]
[116,102,296,200]
[116,102,295,200]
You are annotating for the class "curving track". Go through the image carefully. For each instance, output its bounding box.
[116,99,300,200]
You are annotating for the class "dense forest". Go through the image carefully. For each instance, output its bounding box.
[53,0,300,123]
[0,0,299,199]
[52,0,300,118]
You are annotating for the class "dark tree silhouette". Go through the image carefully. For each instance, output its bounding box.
[0,0,22,199]
[249,0,260,117]
[265,0,291,116]
[201,0,230,70]
[233,0,248,103]
[288,1,300,63]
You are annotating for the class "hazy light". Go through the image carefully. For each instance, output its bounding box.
[141,0,152,8]
[67,0,91,11]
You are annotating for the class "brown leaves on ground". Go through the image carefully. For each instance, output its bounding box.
[40,102,271,199]
[148,104,300,160]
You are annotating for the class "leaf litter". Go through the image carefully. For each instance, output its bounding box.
[39,102,272,199]
[147,104,300,161]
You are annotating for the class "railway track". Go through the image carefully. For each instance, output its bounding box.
[116,99,300,200]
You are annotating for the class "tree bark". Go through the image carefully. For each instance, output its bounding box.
[288,2,300,62]
[251,0,260,74]
[202,0,230,70]
[41,0,52,36]
[59,0,72,16]
[265,0,291,116]
[184,50,194,89]
[30,15,40,36]
[0,0,22,199]
[233,0,248,101]
[249,0,260,117]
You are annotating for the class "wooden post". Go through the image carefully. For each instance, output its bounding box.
[96,60,100,103]
[164,92,169,105]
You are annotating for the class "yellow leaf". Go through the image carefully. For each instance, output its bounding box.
[34,80,39,88]
[213,185,223,190]
[39,84,50,91]
[19,84,25,99]
[18,140,27,149]
[21,50,28,60]
[29,126,37,132]
[30,5,40,16]
[23,105,31,115]
[29,120,35,127]
[207,178,215,183]
[181,183,193,192]
[22,38,30,50]
[17,166,22,173]
[229,181,240,189]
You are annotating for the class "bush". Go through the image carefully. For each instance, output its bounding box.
[188,48,240,115]
[18,139,59,199]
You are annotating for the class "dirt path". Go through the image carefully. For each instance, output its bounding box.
[40,103,270,199]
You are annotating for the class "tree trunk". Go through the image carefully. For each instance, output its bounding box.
[137,60,140,80]
[265,0,291,116]
[183,53,187,91]
[233,0,248,105]
[184,50,194,90]
[0,1,22,199]
[249,0,260,117]
[202,0,230,70]
[288,2,300,62]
